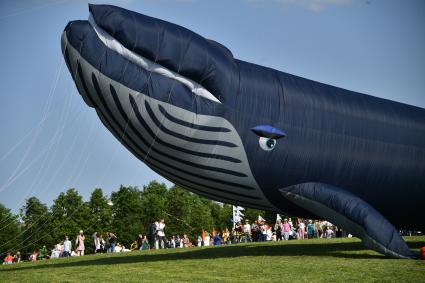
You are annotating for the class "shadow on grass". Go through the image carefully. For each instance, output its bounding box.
[2,241,423,272]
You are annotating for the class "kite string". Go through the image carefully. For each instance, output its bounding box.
[141,28,191,164]
[0,39,86,248]
[0,40,75,227]
[0,117,48,162]
[17,80,78,199]
[0,107,85,231]
[0,90,83,228]
[65,118,98,188]
[0,56,64,192]
[6,29,138,249]
[0,113,95,250]
[4,20,168,253]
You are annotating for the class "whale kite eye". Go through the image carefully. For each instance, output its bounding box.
[259,137,276,151]
[251,125,286,152]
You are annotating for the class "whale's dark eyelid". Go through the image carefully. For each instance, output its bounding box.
[158,105,231,133]
[108,85,242,164]
[251,125,286,139]
[87,77,258,200]
[145,101,237,148]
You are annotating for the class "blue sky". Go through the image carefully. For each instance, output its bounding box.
[0,0,424,213]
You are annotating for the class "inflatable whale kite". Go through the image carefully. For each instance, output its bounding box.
[62,4,424,258]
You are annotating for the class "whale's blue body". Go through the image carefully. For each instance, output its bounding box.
[62,4,424,258]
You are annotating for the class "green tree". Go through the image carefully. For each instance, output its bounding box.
[241,208,266,224]
[50,188,90,246]
[186,194,214,238]
[140,181,168,225]
[216,203,233,230]
[0,204,21,255]
[20,197,52,254]
[88,188,112,234]
[110,185,144,246]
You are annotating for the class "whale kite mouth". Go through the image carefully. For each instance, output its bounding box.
[78,4,238,106]
[86,13,221,104]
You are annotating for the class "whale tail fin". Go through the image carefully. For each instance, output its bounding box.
[279,182,417,259]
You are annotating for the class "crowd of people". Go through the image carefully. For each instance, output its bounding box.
[127,217,348,251]
[2,217,350,264]
[3,229,126,264]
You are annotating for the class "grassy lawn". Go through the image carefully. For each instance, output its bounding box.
[1,237,424,282]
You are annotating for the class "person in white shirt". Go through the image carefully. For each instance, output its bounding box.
[243,220,252,242]
[157,218,166,249]
[326,226,334,239]
[266,227,273,241]
[204,232,210,246]
[51,244,61,259]
[298,219,306,240]
[63,236,72,257]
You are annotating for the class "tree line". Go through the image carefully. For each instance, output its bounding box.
[0,180,272,256]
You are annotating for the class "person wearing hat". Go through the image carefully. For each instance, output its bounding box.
[76,230,85,256]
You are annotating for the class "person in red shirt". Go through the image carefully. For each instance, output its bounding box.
[3,253,13,264]
[420,246,425,260]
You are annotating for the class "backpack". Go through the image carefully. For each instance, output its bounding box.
[149,223,157,235]
[277,224,282,233]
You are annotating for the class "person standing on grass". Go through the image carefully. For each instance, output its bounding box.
[157,218,166,249]
[315,220,323,239]
[243,220,252,242]
[298,219,305,240]
[307,220,315,239]
[63,235,72,257]
[213,233,222,246]
[148,221,157,250]
[94,232,102,253]
[76,230,85,256]
[283,219,290,241]
[326,226,334,239]
[107,231,117,253]
[204,231,210,246]
[38,245,47,260]
[91,231,98,253]
[275,220,283,241]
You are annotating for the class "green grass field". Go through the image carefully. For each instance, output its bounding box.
[1,237,424,282]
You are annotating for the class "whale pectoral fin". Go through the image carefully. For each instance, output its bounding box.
[279,182,416,259]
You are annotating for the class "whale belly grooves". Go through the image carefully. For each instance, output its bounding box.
[62,33,276,211]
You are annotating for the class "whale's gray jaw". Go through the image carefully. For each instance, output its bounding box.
[62,27,275,211]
